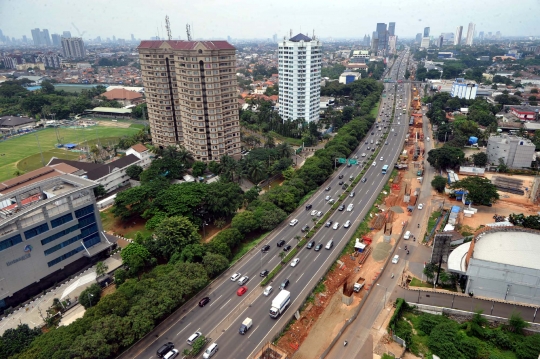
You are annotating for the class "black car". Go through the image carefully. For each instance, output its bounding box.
[261,244,270,253]
[342,184,348,190]
[198,297,210,307]
[260,269,269,277]
[365,141,368,145]
[338,204,345,211]
[325,186,331,191]
[307,240,315,249]
[301,225,310,232]
[338,174,344,179]
[325,220,333,227]
[394,133,397,136]
[372,148,375,152]
[283,245,292,251]
[314,243,323,251]
[338,181,344,185]
[305,204,312,210]
[277,239,286,247]
[371,132,374,135]
[280,279,290,290]
[157,342,175,358]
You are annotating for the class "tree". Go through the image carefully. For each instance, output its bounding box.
[531,88,539,94]
[202,253,229,278]
[205,181,244,218]
[431,175,447,193]
[427,146,465,170]
[154,216,201,259]
[528,96,537,101]
[497,158,508,172]
[507,311,529,334]
[79,283,102,309]
[231,210,258,234]
[244,186,261,204]
[40,80,55,94]
[114,268,128,288]
[0,324,42,358]
[191,161,207,177]
[93,185,107,198]
[472,152,488,167]
[126,165,143,180]
[451,176,499,205]
[95,261,108,281]
[120,242,153,276]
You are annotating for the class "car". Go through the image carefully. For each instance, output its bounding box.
[371,132,374,135]
[361,153,366,157]
[289,219,299,226]
[310,209,318,216]
[261,244,270,253]
[338,181,344,185]
[385,141,388,145]
[316,211,323,217]
[392,255,400,264]
[290,258,300,267]
[314,243,323,251]
[198,296,210,307]
[380,157,384,161]
[307,240,315,249]
[372,147,375,152]
[237,286,248,296]
[350,191,355,197]
[347,204,354,212]
[391,128,394,132]
[418,203,424,210]
[361,177,367,183]
[280,279,290,290]
[157,342,175,358]
[325,220,333,227]
[394,133,397,136]
[426,137,430,142]
[305,204,312,210]
[301,224,310,232]
[403,231,411,240]
[238,275,249,285]
[372,161,376,167]
[259,269,270,278]
[365,141,368,144]
[338,204,345,211]
[230,273,241,281]
[277,239,286,247]
[325,186,331,191]
[187,331,202,345]
[344,220,351,228]
[203,343,218,359]
[328,199,335,204]
[347,163,352,167]
[283,245,292,251]
[164,349,179,359]
[325,195,331,201]
[367,146,371,150]
[332,222,340,230]
[338,174,344,179]
[349,175,354,181]
[263,285,273,296]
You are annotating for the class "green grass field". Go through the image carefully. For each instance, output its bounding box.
[0,126,140,182]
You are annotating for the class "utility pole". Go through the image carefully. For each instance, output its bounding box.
[35,132,45,166]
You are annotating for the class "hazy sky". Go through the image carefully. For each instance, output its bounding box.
[1,0,538,41]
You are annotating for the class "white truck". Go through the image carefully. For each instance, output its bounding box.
[239,317,253,335]
[353,277,366,292]
[269,290,291,318]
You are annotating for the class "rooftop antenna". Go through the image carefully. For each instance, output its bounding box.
[290,29,292,38]
[156,26,160,40]
[165,15,172,40]
[312,29,315,40]
[186,24,192,41]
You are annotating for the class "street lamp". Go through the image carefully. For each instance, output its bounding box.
[87,293,94,308]
[377,283,388,306]
[202,221,208,239]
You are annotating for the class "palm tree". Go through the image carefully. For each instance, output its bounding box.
[276,142,293,159]
[220,155,239,182]
[151,145,164,157]
[247,160,266,183]
[176,146,194,165]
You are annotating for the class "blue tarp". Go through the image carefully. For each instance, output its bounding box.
[65,143,77,149]
[468,136,478,144]
[451,206,461,213]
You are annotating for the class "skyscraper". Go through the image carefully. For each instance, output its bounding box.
[31,28,41,46]
[438,35,444,48]
[41,29,51,46]
[371,31,379,54]
[51,34,61,47]
[62,31,72,38]
[424,27,430,38]
[376,23,388,53]
[278,33,321,123]
[138,39,241,161]
[466,22,475,46]
[479,31,484,40]
[454,26,463,45]
[415,33,422,44]
[61,37,86,58]
[131,34,135,42]
[388,22,396,36]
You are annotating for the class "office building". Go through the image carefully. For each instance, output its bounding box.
[339,71,361,85]
[437,35,444,48]
[466,22,475,46]
[41,29,51,46]
[415,33,422,44]
[455,26,463,45]
[51,34,61,47]
[423,27,430,38]
[363,34,370,47]
[278,33,322,124]
[376,23,388,53]
[61,37,86,59]
[371,32,379,54]
[0,167,113,311]
[138,39,241,161]
[486,134,535,169]
[388,22,396,36]
[420,37,430,48]
[62,31,72,38]
[31,28,41,46]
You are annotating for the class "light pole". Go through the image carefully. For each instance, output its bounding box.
[377,283,388,306]
[87,293,94,308]
[202,221,208,239]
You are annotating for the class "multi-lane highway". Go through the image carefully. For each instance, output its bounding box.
[129,50,411,359]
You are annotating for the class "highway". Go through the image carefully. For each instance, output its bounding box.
[130,50,411,359]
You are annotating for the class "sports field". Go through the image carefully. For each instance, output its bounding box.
[0,126,140,183]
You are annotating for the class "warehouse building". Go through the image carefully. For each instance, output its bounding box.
[486,134,535,169]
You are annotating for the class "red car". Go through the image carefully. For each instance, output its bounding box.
[237,286,247,296]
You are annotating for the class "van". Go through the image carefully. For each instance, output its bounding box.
[203,343,218,358]
[325,240,333,250]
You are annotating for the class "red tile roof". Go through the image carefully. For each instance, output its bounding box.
[138,40,235,50]
[130,143,148,153]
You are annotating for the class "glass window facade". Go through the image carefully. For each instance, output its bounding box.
[0,234,23,252]
[50,213,73,228]
[24,223,49,239]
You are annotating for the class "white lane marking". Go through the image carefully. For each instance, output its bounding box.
[296,273,305,283]
[248,325,260,339]
[209,295,222,307]
[220,298,232,310]
[314,253,321,262]
[176,322,191,336]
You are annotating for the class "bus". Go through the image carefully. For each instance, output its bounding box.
[382,165,389,174]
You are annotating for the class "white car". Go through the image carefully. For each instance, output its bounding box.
[392,255,400,264]
[380,157,384,161]
[346,204,354,212]
[289,219,299,226]
[391,128,394,132]
[290,258,300,267]
[310,210,318,216]
[316,211,323,217]
[426,137,430,142]
[362,153,366,157]
[263,285,273,296]
[230,273,241,281]
[325,195,331,201]
[344,220,351,228]
[332,222,340,230]
[372,161,376,167]
[418,203,424,210]
[237,275,249,285]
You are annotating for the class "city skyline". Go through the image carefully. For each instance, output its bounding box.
[1,0,538,41]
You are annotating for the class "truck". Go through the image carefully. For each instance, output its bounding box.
[353,277,366,292]
[239,317,253,335]
[269,290,291,318]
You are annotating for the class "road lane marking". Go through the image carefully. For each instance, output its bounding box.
[209,295,222,307]
[176,322,191,336]
[296,273,304,283]
[220,298,232,310]
[248,325,260,338]
[314,253,320,261]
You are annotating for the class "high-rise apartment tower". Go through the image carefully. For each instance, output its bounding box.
[278,33,322,123]
[138,40,241,161]
[61,37,86,58]
[424,27,430,38]
[466,23,475,46]
[454,26,463,45]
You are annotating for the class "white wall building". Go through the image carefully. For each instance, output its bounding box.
[454,26,463,45]
[61,37,86,59]
[466,23,475,46]
[125,143,153,168]
[420,37,430,48]
[450,78,478,99]
[278,33,322,123]
[487,134,535,169]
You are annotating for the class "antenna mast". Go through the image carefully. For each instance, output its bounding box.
[165,15,172,40]
[186,24,192,41]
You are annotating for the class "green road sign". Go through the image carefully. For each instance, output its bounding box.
[338,158,347,164]
[348,159,358,165]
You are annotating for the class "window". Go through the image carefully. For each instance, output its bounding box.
[41,224,78,245]
[24,223,49,239]
[0,234,22,252]
[50,213,73,228]
[47,246,84,267]
[75,205,94,219]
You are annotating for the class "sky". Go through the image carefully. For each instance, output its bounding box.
[1,0,539,41]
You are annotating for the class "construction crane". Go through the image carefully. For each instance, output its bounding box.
[165,15,172,40]
[71,22,86,38]
[186,24,192,41]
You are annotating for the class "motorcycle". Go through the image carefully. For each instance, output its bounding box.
[344,341,348,347]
